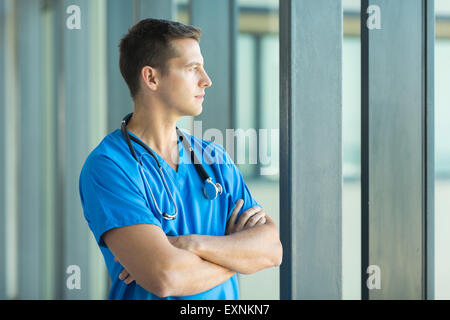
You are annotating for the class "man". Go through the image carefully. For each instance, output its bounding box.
[79,18,282,300]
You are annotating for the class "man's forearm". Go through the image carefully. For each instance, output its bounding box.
[189,217,282,274]
[162,245,235,297]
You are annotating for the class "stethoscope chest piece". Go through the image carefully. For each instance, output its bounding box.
[203,177,223,200]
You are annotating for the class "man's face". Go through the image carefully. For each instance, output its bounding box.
[157,38,212,117]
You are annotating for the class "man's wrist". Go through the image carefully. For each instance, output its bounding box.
[189,234,204,255]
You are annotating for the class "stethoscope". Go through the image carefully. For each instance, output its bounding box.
[121,113,223,220]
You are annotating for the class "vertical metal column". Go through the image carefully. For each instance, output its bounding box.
[279,0,343,299]
[0,0,19,300]
[425,0,435,301]
[361,0,434,299]
[16,0,44,299]
[63,0,107,299]
[138,0,175,20]
[53,0,65,300]
[41,0,57,300]
[0,0,7,299]
[63,0,91,299]
[106,0,134,133]
[190,0,237,137]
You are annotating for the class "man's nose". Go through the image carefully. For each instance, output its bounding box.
[200,69,212,88]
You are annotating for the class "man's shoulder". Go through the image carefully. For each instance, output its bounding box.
[81,129,133,177]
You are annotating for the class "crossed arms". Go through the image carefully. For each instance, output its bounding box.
[102,199,283,298]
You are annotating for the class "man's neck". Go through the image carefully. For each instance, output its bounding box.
[126,98,180,160]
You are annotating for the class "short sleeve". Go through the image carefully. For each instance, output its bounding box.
[218,145,261,220]
[79,154,162,248]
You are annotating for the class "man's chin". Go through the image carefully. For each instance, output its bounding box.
[191,105,203,117]
[179,104,203,117]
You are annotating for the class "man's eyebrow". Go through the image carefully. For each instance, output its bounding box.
[184,61,203,67]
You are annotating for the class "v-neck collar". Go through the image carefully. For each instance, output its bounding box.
[126,130,187,180]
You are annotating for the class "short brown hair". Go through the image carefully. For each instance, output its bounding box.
[119,18,202,99]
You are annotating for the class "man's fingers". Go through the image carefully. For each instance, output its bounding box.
[256,216,266,226]
[235,206,262,231]
[244,211,266,228]
[226,199,243,234]
[119,268,135,284]
[230,199,244,221]
[119,269,129,281]
[124,275,135,285]
[115,256,134,284]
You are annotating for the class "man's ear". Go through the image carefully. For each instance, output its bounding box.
[140,66,159,91]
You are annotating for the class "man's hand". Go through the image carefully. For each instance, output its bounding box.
[114,256,135,285]
[167,199,267,252]
[171,201,281,274]
[226,199,266,235]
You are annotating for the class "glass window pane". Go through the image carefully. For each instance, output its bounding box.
[434,0,450,300]
[342,0,361,300]
[237,0,279,300]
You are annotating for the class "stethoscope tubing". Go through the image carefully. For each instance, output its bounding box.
[138,161,177,220]
[121,113,223,221]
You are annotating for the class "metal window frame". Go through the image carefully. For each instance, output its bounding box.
[360,0,434,300]
[279,0,343,300]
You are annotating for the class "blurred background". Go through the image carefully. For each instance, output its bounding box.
[0,0,449,299]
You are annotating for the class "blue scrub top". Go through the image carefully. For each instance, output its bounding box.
[79,128,260,300]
